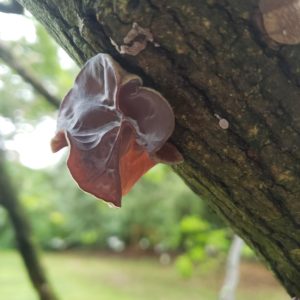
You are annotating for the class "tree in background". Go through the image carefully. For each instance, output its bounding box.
[0,145,59,300]
[0,4,65,299]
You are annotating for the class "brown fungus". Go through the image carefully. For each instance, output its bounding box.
[259,0,300,45]
[51,54,183,207]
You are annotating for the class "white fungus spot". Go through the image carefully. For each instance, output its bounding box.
[214,113,229,130]
[219,118,229,130]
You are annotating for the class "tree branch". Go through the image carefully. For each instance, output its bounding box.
[0,41,60,108]
[0,0,24,14]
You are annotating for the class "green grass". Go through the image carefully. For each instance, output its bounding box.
[0,251,289,300]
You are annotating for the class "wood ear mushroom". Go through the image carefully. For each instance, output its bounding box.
[51,54,183,207]
[259,0,300,45]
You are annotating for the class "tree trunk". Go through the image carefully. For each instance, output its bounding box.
[0,148,59,300]
[219,235,244,300]
[17,0,300,296]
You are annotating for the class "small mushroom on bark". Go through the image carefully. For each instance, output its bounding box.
[259,0,300,45]
[51,54,182,207]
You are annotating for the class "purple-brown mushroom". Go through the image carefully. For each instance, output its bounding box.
[259,0,300,45]
[51,54,182,207]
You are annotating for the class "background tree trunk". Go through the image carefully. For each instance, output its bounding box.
[0,147,59,300]
[18,0,300,296]
[219,235,244,300]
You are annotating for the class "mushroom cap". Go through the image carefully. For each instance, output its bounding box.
[51,54,182,207]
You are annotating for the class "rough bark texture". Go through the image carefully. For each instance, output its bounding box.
[17,0,300,296]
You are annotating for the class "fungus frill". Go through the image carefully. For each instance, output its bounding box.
[51,54,182,207]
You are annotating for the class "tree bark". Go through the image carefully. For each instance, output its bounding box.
[0,147,59,300]
[17,0,300,296]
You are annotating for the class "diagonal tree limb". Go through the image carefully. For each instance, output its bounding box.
[0,0,24,14]
[0,41,60,108]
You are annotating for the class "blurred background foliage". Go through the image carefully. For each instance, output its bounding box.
[0,22,75,121]
[2,159,225,254]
